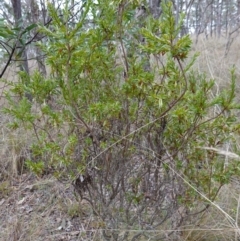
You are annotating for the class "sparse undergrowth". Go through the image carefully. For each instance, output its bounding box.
[0,175,240,241]
[0,175,102,241]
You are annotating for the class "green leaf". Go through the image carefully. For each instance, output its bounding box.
[21,23,38,35]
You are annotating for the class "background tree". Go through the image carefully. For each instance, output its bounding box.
[11,0,29,73]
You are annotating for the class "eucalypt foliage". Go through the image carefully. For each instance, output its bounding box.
[4,1,240,240]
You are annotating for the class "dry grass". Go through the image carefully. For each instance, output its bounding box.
[0,116,32,179]
[192,34,240,93]
[179,183,240,241]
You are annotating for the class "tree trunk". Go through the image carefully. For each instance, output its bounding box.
[149,0,162,19]
[11,0,29,74]
[28,0,47,76]
[216,0,222,38]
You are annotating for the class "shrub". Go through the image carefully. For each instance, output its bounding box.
[4,1,240,240]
